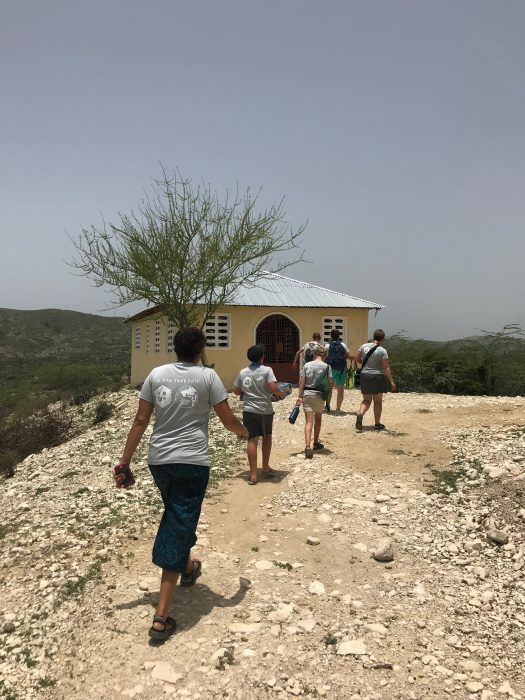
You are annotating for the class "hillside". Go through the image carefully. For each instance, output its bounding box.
[0,308,130,409]
[1,388,524,699]
[0,308,130,363]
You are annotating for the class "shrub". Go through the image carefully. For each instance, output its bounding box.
[70,389,98,406]
[0,450,19,477]
[0,408,74,468]
[93,401,114,425]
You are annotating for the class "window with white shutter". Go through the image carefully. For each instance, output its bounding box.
[204,314,231,349]
[322,316,347,344]
[154,319,161,353]
[166,321,175,352]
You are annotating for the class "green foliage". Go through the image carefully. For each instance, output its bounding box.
[0,308,129,412]
[273,560,293,571]
[0,449,18,478]
[0,680,19,700]
[386,325,525,396]
[69,167,306,329]
[0,408,73,470]
[93,400,114,425]
[58,558,103,602]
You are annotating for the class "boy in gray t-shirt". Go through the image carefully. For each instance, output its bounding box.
[233,344,284,485]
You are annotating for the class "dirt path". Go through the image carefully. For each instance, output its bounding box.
[1,390,524,700]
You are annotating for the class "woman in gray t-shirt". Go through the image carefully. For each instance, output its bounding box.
[114,327,248,642]
[354,329,396,432]
[296,345,333,459]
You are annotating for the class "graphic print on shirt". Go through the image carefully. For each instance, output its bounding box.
[176,385,199,408]
[242,376,253,388]
[305,367,315,383]
[154,385,173,408]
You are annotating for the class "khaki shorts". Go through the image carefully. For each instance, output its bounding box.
[302,393,324,413]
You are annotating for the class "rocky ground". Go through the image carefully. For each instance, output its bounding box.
[1,389,524,700]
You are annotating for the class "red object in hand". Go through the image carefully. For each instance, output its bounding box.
[114,463,135,488]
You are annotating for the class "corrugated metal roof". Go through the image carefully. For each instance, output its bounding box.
[228,273,385,309]
[128,273,385,321]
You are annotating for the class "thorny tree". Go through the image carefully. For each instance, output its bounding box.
[69,168,306,329]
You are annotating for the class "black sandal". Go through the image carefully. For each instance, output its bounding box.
[180,559,202,587]
[148,614,177,641]
[313,441,324,450]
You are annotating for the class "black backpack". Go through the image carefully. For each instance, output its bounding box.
[304,342,318,363]
[327,340,347,370]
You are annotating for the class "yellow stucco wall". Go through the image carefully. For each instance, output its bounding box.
[130,306,371,388]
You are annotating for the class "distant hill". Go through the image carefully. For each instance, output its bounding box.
[0,309,131,410]
[0,308,130,364]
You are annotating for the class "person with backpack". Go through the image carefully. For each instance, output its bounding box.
[292,332,323,368]
[354,329,396,432]
[295,345,333,458]
[325,329,352,413]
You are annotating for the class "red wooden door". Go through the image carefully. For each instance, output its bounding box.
[256,314,300,383]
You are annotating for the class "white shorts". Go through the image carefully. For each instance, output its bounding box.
[302,393,324,413]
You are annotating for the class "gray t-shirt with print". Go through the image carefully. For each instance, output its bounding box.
[358,343,388,375]
[139,362,228,467]
[300,360,332,396]
[234,364,277,415]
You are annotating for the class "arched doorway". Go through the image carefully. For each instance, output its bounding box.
[255,314,300,383]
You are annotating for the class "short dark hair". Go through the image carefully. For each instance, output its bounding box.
[330,328,340,340]
[174,326,206,361]
[247,344,265,363]
[313,332,321,341]
[373,329,386,341]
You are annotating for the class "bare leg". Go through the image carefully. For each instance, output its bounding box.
[153,556,197,630]
[262,434,272,471]
[152,569,180,629]
[304,411,314,448]
[373,394,383,424]
[247,437,259,482]
[360,394,372,416]
[336,385,345,411]
[313,412,322,443]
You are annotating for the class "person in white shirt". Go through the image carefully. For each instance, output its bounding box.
[325,328,353,413]
[354,329,396,432]
[292,332,323,368]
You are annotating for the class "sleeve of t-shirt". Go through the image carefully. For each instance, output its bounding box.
[379,347,388,360]
[138,371,154,403]
[342,342,349,352]
[266,367,277,384]
[233,372,242,390]
[327,366,333,378]
[207,369,229,406]
[300,366,306,378]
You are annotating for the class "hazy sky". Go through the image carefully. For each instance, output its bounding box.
[1,0,524,340]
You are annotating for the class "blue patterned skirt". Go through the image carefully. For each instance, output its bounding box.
[148,463,209,572]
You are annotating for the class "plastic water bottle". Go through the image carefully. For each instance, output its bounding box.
[288,405,300,424]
